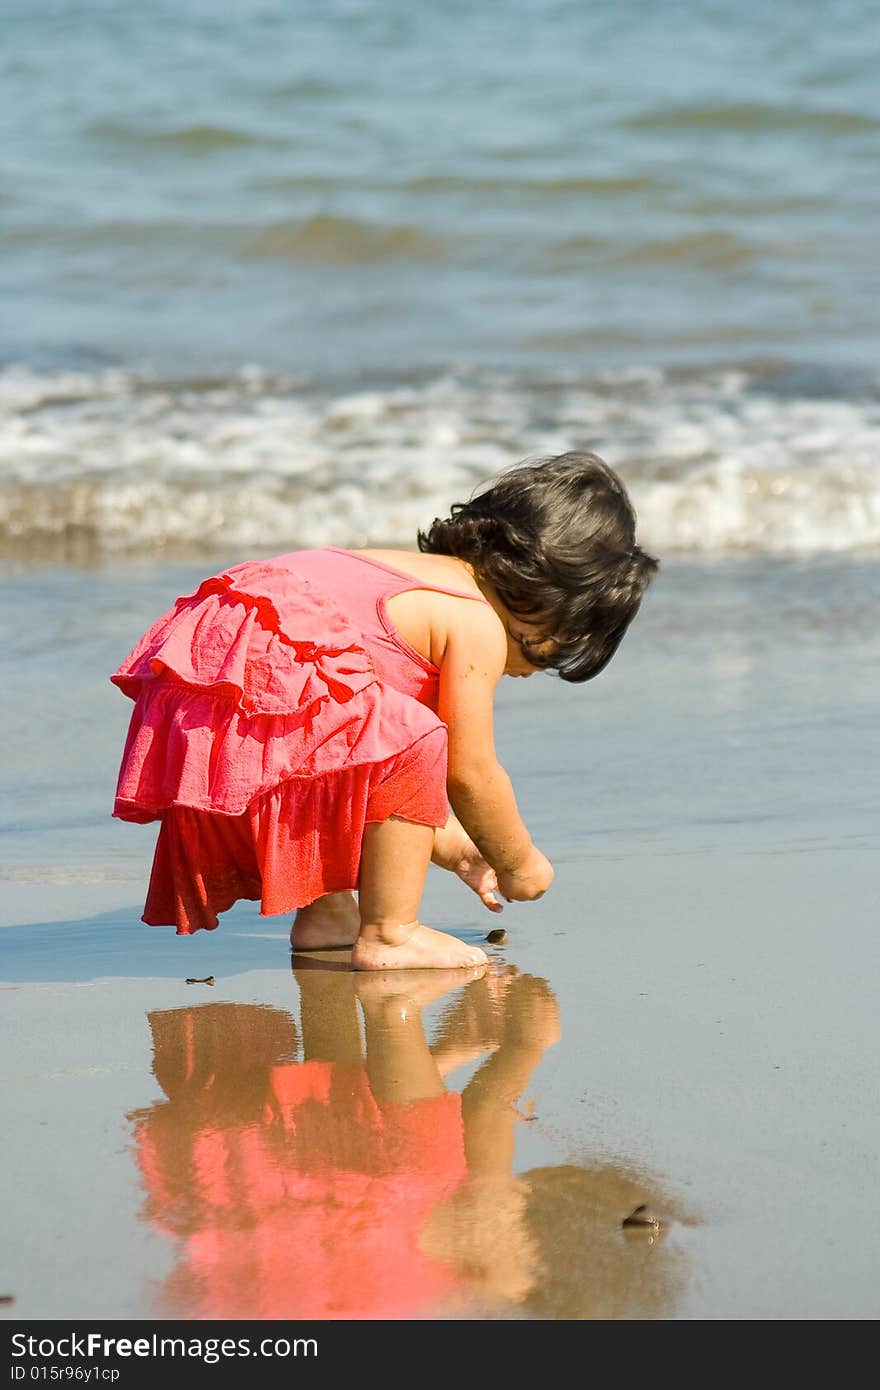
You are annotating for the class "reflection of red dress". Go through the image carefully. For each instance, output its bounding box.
[135,1060,467,1320]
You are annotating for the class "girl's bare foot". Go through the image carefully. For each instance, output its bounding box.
[351,921,489,971]
[290,891,359,950]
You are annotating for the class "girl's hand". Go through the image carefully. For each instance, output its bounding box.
[433,816,504,913]
[496,847,554,903]
[455,843,504,913]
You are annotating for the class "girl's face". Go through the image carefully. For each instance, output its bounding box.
[503,616,557,677]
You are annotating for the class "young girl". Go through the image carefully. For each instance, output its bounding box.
[111,451,658,970]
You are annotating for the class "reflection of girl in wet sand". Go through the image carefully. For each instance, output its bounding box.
[129,969,688,1320]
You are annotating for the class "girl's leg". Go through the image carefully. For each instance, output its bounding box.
[352,816,489,970]
[290,891,359,949]
[289,818,495,950]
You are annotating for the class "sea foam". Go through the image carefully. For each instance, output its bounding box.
[1,363,878,558]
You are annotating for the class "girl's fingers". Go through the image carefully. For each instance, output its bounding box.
[481,889,503,912]
[456,853,504,911]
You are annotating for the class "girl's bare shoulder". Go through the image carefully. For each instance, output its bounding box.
[360,549,505,670]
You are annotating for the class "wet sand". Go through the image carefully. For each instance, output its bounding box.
[2,555,879,1319]
[1,833,877,1321]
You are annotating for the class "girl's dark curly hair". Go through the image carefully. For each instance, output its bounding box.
[418,452,658,682]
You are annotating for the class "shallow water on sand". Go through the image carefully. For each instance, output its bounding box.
[1,555,878,1318]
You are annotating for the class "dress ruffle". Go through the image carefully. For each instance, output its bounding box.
[111,558,376,715]
[111,557,446,821]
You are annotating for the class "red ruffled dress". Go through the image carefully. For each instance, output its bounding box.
[111,548,485,934]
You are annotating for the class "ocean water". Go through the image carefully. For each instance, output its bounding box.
[4,0,880,375]
[1,0,879,559]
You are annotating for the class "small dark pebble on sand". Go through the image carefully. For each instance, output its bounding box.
[622,1204,663,1232]
[486,928,507,944]
[185,976,215,985]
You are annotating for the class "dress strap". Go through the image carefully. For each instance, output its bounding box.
[325,548,490,605]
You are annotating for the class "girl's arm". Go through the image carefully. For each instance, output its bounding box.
[437,603,553,900]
